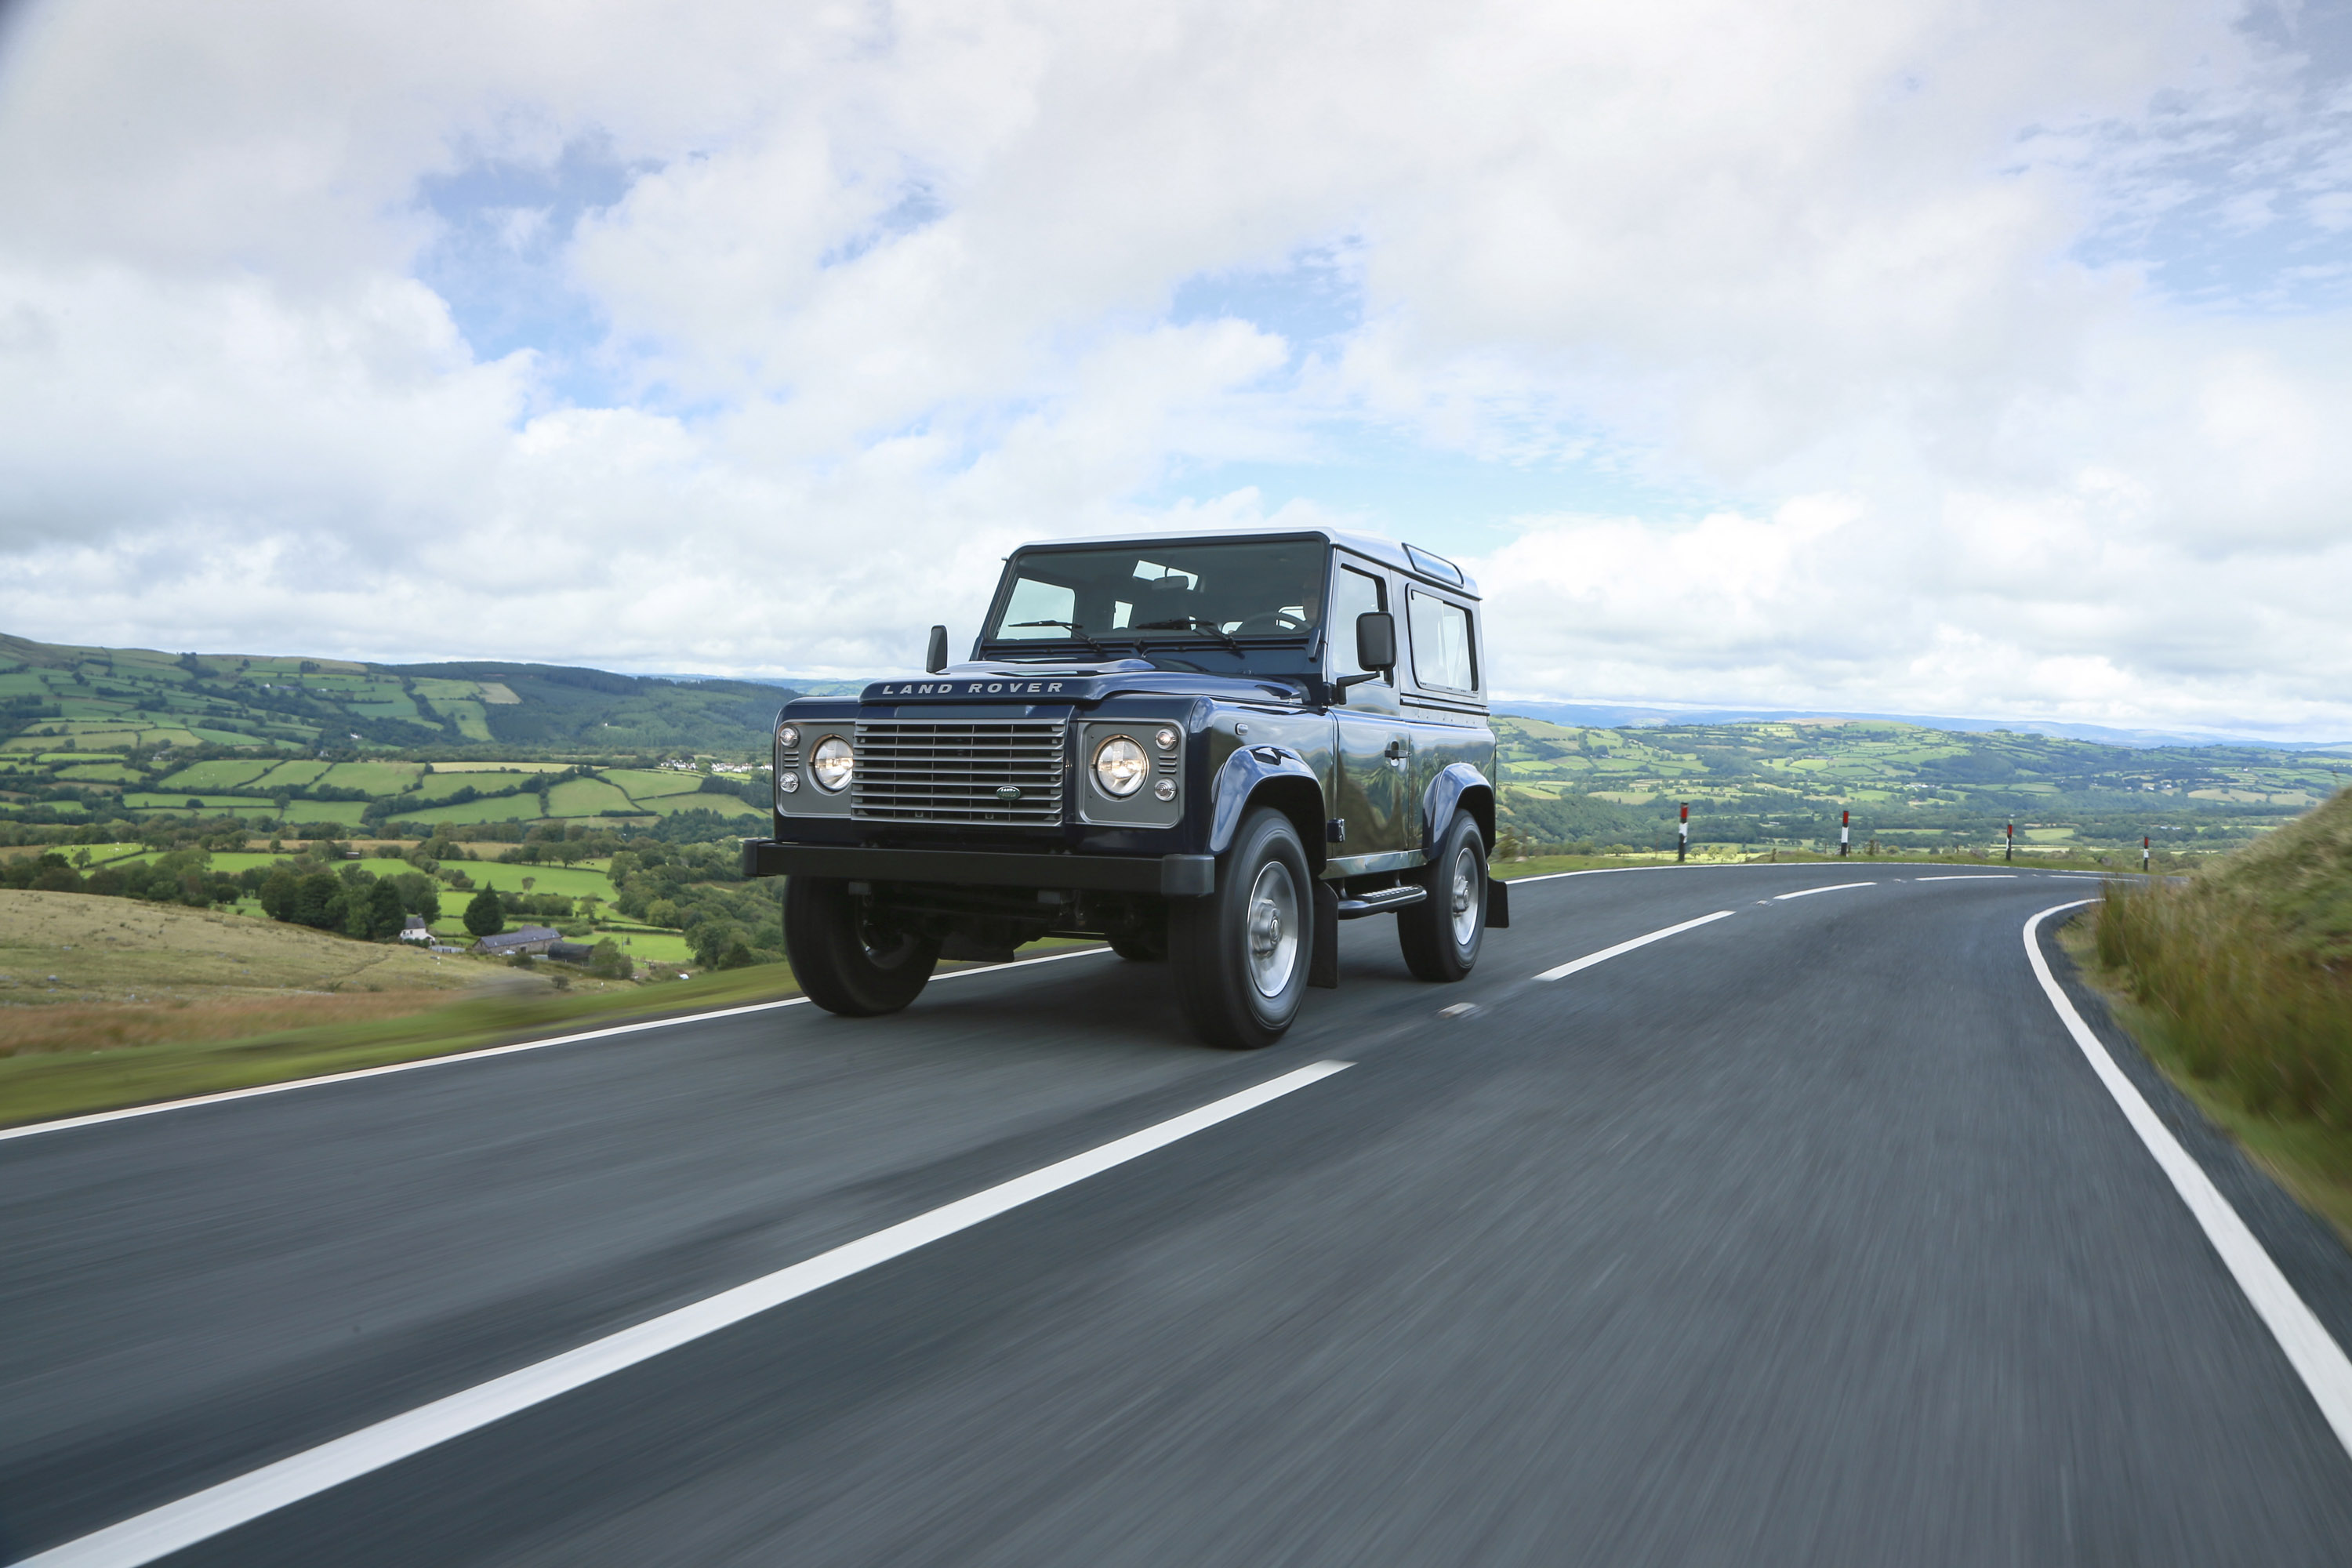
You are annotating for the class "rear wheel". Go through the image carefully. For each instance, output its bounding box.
[782,876,942,1016]
[1398,811,1486,982]
[1170,808,1312,1049]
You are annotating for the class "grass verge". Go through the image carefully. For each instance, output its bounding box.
[0,963,808,1131]
[2062,787,2352,1247]
[2062,919,2352,1247]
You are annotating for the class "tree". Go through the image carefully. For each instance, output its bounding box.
[463,887,505,937]
[390,872,441,922]
[259,868,299,921]
[586,938,630,980]
[365,880,405,938]
[291,870,345,930]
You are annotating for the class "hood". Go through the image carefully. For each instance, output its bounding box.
[862,659,1306,707]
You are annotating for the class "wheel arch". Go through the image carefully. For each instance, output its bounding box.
[1422,763,1496,854]
[1207,746,1328,876]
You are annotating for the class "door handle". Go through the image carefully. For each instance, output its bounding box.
[1384,739,1409,762]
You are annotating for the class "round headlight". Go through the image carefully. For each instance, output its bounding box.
[1093,735,1148,797]
[778,724,800,749]
[811,735,854,792]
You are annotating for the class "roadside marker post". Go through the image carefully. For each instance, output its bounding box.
[1839,809,1849,858]
[2006,821,2014,862]
[2143,835,2151,874]
[1679,802,1689,863]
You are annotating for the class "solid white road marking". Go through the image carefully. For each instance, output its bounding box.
[14,1060,1355,1568]
[1918,874,2018,881]
[1534,911,1735,982]
[0,946,1120,1143]
[1771,882,1876,900]
[2024,902,2352,1461]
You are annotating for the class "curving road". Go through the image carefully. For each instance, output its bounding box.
[5,864,2352,1564]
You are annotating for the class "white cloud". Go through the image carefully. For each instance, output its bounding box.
[0,0,2347,735]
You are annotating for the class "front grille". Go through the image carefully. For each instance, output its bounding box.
[852,720,1066,825]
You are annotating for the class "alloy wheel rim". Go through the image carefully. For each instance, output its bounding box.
[1449,848,1479,946]
[1246,861,1300,998]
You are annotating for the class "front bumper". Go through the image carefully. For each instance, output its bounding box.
[740,840,1216,897]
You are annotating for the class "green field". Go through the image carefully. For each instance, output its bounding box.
[643,793,762,818]
[156,760,275,791]
[604,768,710,800]
[546,777,634,816]
[391,797,547,827]
[252,760,331,789]
[318,761,424,794]
[125,793,275,810]
[408,770,543,801]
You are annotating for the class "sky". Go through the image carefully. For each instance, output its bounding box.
[0,0,2347,738]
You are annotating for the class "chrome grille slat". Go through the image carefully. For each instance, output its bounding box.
[852,720,1066,825]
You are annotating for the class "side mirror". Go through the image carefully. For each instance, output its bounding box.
[925,625,949,674]
[1354,611,1396,673]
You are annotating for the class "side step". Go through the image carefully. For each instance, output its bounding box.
[1334,884,1427,920]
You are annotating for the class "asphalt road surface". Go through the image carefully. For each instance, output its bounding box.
[8,862,2352,1565]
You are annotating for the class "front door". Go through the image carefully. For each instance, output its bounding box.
[1329,560,1414,858]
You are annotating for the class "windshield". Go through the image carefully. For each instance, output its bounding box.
[984,539,1327,653]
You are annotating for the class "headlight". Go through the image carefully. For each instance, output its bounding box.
[811,735,854,792]
[1154,727,1178,751]
[778,724,800,748]
[1093,735,1148,797]
[777,771,799,795]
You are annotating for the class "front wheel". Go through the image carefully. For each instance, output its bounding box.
[1398,812,1487,982]
[1169,808,1312,1049]
[782,876,942,1016]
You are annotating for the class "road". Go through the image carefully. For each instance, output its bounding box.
[5,863,2351,1564]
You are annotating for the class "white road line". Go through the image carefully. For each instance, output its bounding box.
[1771,881,1876,900]
[0,946,1118,1144]
[13,1059,1354,1568]
[1918,874,2018,881]
[1534,910,1734,982]
[2024,902,2352,1462]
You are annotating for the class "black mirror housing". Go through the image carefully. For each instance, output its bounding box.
[1354,611,1396,673]
[925,625,949,674]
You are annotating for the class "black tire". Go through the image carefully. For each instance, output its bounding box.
[782,876,942,1016]
[1169,808,1313,1049]
[1398,811,1487,982]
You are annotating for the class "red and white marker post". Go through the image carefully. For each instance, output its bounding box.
[1679,801,1689,863]
[1839,809,1849,858]
[2143,834,2151,874]
[2005,821,2014,862]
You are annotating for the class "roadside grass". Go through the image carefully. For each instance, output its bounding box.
[0,962,809,1130]
[2067,787,2352,1246]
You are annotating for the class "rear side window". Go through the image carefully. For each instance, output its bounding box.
[1406,590,1476,692]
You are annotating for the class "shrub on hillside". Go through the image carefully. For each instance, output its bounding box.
[2096,789,2352,1124]
[463,887,505,937]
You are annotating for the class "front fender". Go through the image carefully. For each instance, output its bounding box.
[1421,763,1495,851]
[1207,743,1325,862]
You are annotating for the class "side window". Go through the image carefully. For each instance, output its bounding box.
[1406,590,1477,691]
[1331,564,1386,673]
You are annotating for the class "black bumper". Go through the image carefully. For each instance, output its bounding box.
[741,840,1216,897]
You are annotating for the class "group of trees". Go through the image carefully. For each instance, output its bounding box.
[257,858,441,940]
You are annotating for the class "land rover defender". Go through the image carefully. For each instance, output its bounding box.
[741,529,1505,1048]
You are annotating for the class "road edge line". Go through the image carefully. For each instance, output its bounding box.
[2024,901,2352,1461]
[0,947,1116,1144]
[11,1058,1355,1568]
[1534,909,1735,982]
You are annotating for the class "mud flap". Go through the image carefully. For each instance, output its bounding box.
[1309,880,1341,989]
[1486,878,1511,930]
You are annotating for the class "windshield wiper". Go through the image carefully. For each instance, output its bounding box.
[1134,616,1243,654]
[1007,619,1111,659]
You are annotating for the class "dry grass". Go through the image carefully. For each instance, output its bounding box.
[2078,788,2352,1241]
[0,991,467,1056]
[0,889,633,1060]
